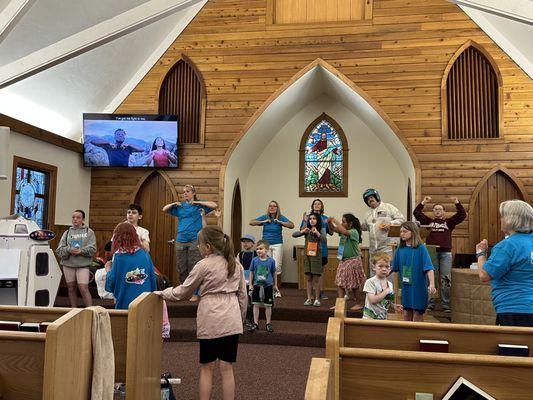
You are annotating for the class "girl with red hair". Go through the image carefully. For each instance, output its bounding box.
[105,222,157,309]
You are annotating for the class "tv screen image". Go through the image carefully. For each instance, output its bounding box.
[83,114,178,168]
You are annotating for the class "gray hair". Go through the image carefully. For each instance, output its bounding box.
[499,200,533,233]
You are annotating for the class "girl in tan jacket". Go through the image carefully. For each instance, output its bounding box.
[156,226,247,400]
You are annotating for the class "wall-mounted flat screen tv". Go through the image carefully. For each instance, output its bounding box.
[83,113,178,168]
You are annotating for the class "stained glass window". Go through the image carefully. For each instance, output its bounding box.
[13,167,49,228]
[300,114,348,197]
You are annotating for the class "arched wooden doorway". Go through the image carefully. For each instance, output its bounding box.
[231,181,242,255]
[469,167,528,248]
[132,171,178,284]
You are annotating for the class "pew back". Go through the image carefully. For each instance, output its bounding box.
[340,347,533,399]
[0,308,92,400]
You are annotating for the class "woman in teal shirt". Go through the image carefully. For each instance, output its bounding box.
[476,200,533,327]
[163,184,217,300]
[250,200,294,297]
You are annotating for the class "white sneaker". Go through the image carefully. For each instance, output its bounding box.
[313,300,321,307]
[274,290,282,298]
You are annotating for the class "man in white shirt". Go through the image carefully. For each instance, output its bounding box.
[361,188,405,276]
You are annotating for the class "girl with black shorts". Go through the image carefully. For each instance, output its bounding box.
[156,226,247,400]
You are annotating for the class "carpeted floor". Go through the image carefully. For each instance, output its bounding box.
[162,342,324,400]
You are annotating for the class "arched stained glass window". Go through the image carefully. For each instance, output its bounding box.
[299,113,348,197]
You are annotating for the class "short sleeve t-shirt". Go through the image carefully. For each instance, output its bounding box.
[170,202,211,243]
[256,215,290,245]
[363,276,394,320]
[135,226,150,244]
[483,232,533,314]
[249,256,276,287]
[338,229,361,260]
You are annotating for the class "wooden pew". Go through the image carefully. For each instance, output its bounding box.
[0,292,162,400]
[0,308,92,400]
[326,316,533,400]
[304,358,334,400]
[340,347,533,399]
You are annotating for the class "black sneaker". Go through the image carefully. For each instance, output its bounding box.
[250,323,259,332]
[426,304,435,311]
[266,323,274,333]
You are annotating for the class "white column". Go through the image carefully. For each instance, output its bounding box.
[0,126,10,180]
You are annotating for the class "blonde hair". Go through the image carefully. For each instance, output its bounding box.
[198,226,236,278]
[399,221,423,248]
[184,184,198,201]
[266,200,281,220]
[500,200,533,233]
[256,240,270,250]
[372,252,391,266]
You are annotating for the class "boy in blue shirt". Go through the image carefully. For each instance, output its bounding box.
[249,240,277,333]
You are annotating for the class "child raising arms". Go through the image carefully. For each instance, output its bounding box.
[328,214,366,311]
[155,226,247,400]
[392,221,436,322]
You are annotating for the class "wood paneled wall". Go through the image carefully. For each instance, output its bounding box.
[271,0,372,24]
[90,0,533,256]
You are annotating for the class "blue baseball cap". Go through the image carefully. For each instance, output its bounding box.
[240,234,255,243]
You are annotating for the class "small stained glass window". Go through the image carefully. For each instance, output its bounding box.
[300,114,348,197]
[13,167,49,228]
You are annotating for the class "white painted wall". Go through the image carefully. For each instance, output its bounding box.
[0,129,91,225]
[241,97,409,283]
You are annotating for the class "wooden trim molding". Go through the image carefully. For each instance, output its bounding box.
[0,114,83,153]
[219,58,421,211]
[10,156,57,228]
[298,113,349,197]
[441,40,504,143]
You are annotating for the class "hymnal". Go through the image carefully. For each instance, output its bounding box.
[20,323,41,332]
[442,377,496,400]
[419,339,449,353]
[0,320,21,331]
[498,343,529,357]
[39,322,52,333]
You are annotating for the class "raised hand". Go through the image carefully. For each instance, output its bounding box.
[213,208,222,218]
[422,196,431,204]
[451,196,459,204]
[476,239,488,253]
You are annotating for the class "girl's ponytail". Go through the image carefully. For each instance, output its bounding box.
[223,233,236,278]
[199,226,236,278]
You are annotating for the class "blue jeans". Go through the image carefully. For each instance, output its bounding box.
[428,251,452,309]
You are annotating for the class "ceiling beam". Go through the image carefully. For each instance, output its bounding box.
[449,0,533,25]
[0,0,36,43]
[0,0,203,89]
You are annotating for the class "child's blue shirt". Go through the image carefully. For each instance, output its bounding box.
[105,248,157,310]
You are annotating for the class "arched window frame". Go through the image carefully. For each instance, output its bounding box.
[441,40,504,144]
[299,113,349,197]
[156,54,206,147]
